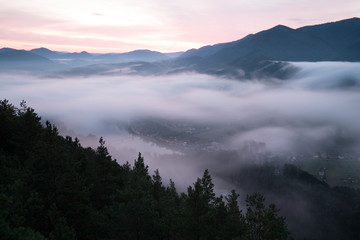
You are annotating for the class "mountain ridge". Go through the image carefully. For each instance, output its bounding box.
[1,17,359,77]
[171,17,360,78]
[180,17,360,61]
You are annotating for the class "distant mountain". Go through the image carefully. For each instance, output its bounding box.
[51,61,166,78]
[121,50,168,61]
[0,47,173,72]
[30,48,172,64]
[30,47,61,58]
[29,48,92,60]
[0,49,51,62]
[62,51,92,59]
[0,47,16,53]
[0,49,56,71]
[163,51,185,58]
[94,50,169,63]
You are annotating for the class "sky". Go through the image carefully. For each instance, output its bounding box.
[0,0,359,53]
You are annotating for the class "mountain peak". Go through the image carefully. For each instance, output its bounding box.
[269,24,293,31]
[0,47,16,53]
[30,47,54,53]
[129,49,158,54]
[32,47,51,51]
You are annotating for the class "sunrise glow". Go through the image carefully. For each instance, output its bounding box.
[1,0,359,53]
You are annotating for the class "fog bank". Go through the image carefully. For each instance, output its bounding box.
[1,61,360,188]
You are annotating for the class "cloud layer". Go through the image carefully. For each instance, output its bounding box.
[1,61,360,139]
[1,61,360,187]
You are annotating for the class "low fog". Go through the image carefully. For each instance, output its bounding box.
[1,61,360,190]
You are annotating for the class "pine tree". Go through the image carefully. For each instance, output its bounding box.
[185,169,217,240]
[224,189,245,239]
[244,193,290,240]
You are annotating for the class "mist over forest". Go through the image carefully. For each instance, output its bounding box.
[2,61,360,239]
[1,61,360,187]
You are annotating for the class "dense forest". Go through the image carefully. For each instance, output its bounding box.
[0,99,290,239]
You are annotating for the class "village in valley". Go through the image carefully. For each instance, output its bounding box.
[126,119,360,189]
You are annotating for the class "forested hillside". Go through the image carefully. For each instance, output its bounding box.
[0,99,290,239]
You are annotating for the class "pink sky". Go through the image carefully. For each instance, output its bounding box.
[0,0,359,53]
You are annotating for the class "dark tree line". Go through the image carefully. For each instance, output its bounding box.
[0,100,290,239]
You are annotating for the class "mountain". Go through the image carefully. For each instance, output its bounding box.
[333,41,360,61]
[94,49,169,63]
[163,51,185,58]
[119,49,168,61]
[0,47,172,72]
[30,47,61,58]
[49,17,360,79]
[30,48,172,65]
[179,34,253,59]
[29,48,92,60]
[0,49,51,62]
[62,51,93,59]
[0,47,16,53]
[2,18,358,77]
[175,17,360,78]
[0,49,58,71]
[297,17,360,51]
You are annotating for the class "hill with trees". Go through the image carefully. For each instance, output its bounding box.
[0,99,290,239]
[2,99,360,239]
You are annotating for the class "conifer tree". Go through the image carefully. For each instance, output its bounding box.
[245,193,290,240]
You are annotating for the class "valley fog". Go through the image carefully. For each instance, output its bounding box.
[1,61,360,190]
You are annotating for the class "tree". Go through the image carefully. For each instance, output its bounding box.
[117,153,157,239]
[162,179,181,240]
[224,189,245,239]
[244,193,290,240]
[185,169,217,240]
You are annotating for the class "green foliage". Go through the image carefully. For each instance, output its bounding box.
[0,99,292,240]
[48,205,77,240]
[224,190,244,239]
[245,193,289,240]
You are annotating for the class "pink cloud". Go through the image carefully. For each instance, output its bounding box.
[0,0,359,52]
